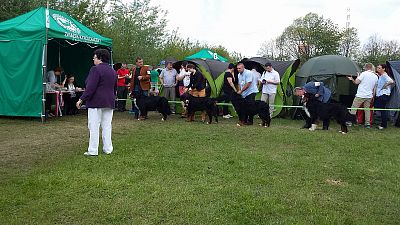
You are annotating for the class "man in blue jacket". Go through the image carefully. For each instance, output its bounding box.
[294,81,332,128]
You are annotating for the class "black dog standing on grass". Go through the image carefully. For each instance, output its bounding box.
[302,93,356,134]
[131,91,171,121]
[230,92,271,127]
[181,93,219,124]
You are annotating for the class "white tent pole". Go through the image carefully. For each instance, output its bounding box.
[42,3,50,123]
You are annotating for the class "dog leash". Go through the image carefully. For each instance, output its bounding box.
[114,98,400,111]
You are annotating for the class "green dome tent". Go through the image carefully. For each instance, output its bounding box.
[185,49,228,62]
[0,7,112,118]
[173,59,229,98]
[295,55,361,106]
[234,57,300,117]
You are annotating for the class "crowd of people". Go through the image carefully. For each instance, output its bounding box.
[112,58,281,124]
[294,63,395,130]
[61,48,395,156]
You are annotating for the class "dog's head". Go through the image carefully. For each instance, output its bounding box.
[130,90,142,99]
[184,99,190,108]
[301,93,318,104]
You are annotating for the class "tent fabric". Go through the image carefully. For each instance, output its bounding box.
[0,7,112,117]
[386,60,400,121]
[0,7,112,46]
[295,55,360,104]
[188,59,229,80]
[296,55,360,78]
[0,41,43,117]
[242,57,297,78]
[172,60,228,98]
[239,57,300,117]
[185,49,228,62]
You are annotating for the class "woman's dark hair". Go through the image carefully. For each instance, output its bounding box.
[182,61,188,67]
[54,67,63,73]
[94,49,110,63]
[379,64,387,71]
[186,63,196,69]
[228,63,235,69]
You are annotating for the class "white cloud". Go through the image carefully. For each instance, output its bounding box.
[131,0,400,57]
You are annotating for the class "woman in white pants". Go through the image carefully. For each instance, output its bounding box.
[77,49,117,156]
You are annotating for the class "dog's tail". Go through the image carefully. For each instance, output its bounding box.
[345,111,357,123]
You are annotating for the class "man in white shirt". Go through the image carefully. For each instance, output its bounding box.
[259,62,280,117]
[347,63,378,128]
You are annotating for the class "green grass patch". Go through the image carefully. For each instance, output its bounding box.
[0,113,399,224]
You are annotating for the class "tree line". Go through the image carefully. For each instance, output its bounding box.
[257,13,400,65]
[1,0,398,66]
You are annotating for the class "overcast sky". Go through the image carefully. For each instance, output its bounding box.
[135,0,399,57]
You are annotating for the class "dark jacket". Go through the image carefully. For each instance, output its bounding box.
[188,71,205,91]
[80,63,117,108]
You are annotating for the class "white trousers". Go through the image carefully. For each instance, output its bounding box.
[87,108,114,155]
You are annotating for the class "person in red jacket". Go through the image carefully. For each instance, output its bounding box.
[116,63,130,111]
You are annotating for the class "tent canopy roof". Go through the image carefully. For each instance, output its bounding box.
[174,59,229,79]
[185,49,228,62]
[0,7,112,46]
[240,57,300,77]
[296,55,360,78]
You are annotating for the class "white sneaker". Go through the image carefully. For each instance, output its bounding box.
[378,126,384,130]
[223,115,231,119]
[83,152,97,156]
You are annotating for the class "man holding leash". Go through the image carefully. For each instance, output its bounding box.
[294,81,332,129]
[237,63,258,125]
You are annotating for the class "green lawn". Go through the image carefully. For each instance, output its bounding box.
[0,112,399,224]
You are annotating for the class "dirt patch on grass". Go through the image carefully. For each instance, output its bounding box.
[325,178,347,186]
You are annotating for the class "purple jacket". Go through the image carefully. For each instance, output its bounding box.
[80,63,117,108]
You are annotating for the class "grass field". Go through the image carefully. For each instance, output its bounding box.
[0,111,399,224]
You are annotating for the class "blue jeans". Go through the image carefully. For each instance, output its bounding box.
[374,95,390,128]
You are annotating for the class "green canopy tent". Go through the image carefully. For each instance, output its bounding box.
[295,55,360,106]
[185,49,228,62]
[236,57,300,117]
[0,7,112,119]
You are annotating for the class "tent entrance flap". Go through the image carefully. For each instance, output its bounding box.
[0,40,43,117]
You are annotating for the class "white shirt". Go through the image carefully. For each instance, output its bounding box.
[356,70,378,98]
[259,69,280,94]
[178,68,191,87]
[67,83,75,91]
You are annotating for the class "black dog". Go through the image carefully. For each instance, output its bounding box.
[230,92,271,127]
[131,92,171,121]
[181,93,218,124]
[302,93,355,133]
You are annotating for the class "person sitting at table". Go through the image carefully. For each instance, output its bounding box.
[63,75,82,115]
[45,67,63,117]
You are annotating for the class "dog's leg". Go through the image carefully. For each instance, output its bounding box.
[201,111,206,123]
[322,119,330,130]
[309,124,317,131]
